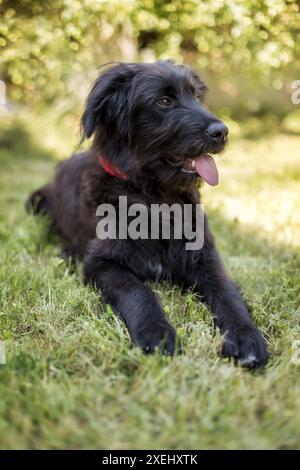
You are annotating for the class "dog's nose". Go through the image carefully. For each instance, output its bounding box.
[206,122,228,141]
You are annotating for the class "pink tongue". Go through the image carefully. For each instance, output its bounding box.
[195,154,219,186]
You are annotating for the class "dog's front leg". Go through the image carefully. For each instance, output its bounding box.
[186,246,268,368]
[84,256,177,355]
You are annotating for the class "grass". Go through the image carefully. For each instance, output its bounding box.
[0,123,300,449]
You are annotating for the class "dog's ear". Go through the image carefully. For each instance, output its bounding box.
[189,68,208,98]
[81,63,138,139]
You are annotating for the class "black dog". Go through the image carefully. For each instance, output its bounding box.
[27,60,268,368]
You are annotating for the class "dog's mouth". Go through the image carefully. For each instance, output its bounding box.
[168,154,219,186]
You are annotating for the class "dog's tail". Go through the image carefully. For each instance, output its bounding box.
[25,184,54,217]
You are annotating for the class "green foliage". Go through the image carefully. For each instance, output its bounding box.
[0,0,299,105]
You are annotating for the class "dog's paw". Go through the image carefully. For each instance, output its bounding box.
[133,321,179,356]
[221,324,268,369]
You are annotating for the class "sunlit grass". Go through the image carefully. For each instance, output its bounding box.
[204,134,300,247]
[0,129,300,449]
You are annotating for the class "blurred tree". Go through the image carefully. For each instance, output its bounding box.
[0,0,299,107]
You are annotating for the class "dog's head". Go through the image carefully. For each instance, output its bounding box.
[82,60,228,188]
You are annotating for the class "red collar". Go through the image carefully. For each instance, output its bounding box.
[98,153,128,180]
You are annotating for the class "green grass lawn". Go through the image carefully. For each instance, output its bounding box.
[0,127,300,449]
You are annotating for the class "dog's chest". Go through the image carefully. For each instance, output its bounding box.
[146,259,164,281]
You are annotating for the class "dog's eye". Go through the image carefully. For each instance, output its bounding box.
[158,97,172,107]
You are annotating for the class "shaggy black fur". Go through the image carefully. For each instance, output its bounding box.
[26,60,268,368]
